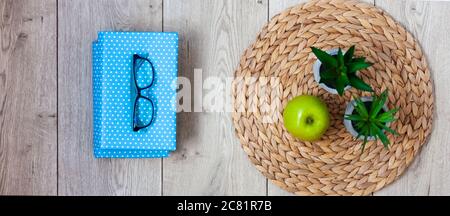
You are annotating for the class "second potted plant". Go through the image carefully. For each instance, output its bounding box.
[344,90,399,151]
[311,46,374,96]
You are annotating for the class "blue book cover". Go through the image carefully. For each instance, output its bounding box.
[92,32,178,158]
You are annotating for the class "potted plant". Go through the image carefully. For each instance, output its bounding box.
[311,46,374,96]
[344,90,399,151]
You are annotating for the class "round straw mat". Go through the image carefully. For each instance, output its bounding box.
[232,0,434,195]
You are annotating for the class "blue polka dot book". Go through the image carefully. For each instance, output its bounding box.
[92,32,178,158]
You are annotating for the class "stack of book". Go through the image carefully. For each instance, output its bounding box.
[92,31,178,158]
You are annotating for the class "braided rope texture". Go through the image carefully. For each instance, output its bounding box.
[232,0,434,195]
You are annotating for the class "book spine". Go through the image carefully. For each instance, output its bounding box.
[92,41,104,156]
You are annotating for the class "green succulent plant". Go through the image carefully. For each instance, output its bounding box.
[345,90,399,152]
[311,46,374,96]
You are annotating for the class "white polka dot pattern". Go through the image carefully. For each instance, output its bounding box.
[92,32,178,158]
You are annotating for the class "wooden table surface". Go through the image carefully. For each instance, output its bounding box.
[0,0,449,196]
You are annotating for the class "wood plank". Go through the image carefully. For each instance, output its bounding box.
[162,0,268,195]
[374,0,450,196]
[0,0,57,195]
[58,0,163,195]
[267,0,375,196]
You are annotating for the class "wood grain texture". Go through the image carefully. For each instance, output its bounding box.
[374,0,450,196]
[162,0,268,195]
[267,0,375,196]
[57,0,164,195]
[0,0,57,195]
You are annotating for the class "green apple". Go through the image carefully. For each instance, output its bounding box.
[283,95,330,141]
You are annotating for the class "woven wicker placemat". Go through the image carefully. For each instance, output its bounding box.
[232,0,434,195]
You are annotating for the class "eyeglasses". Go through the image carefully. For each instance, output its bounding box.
[131,54,155,132]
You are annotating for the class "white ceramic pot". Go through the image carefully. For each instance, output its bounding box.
[344,96,389,140]
[312,48,351,94]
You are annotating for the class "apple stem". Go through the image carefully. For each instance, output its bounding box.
[306,116,314,124]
